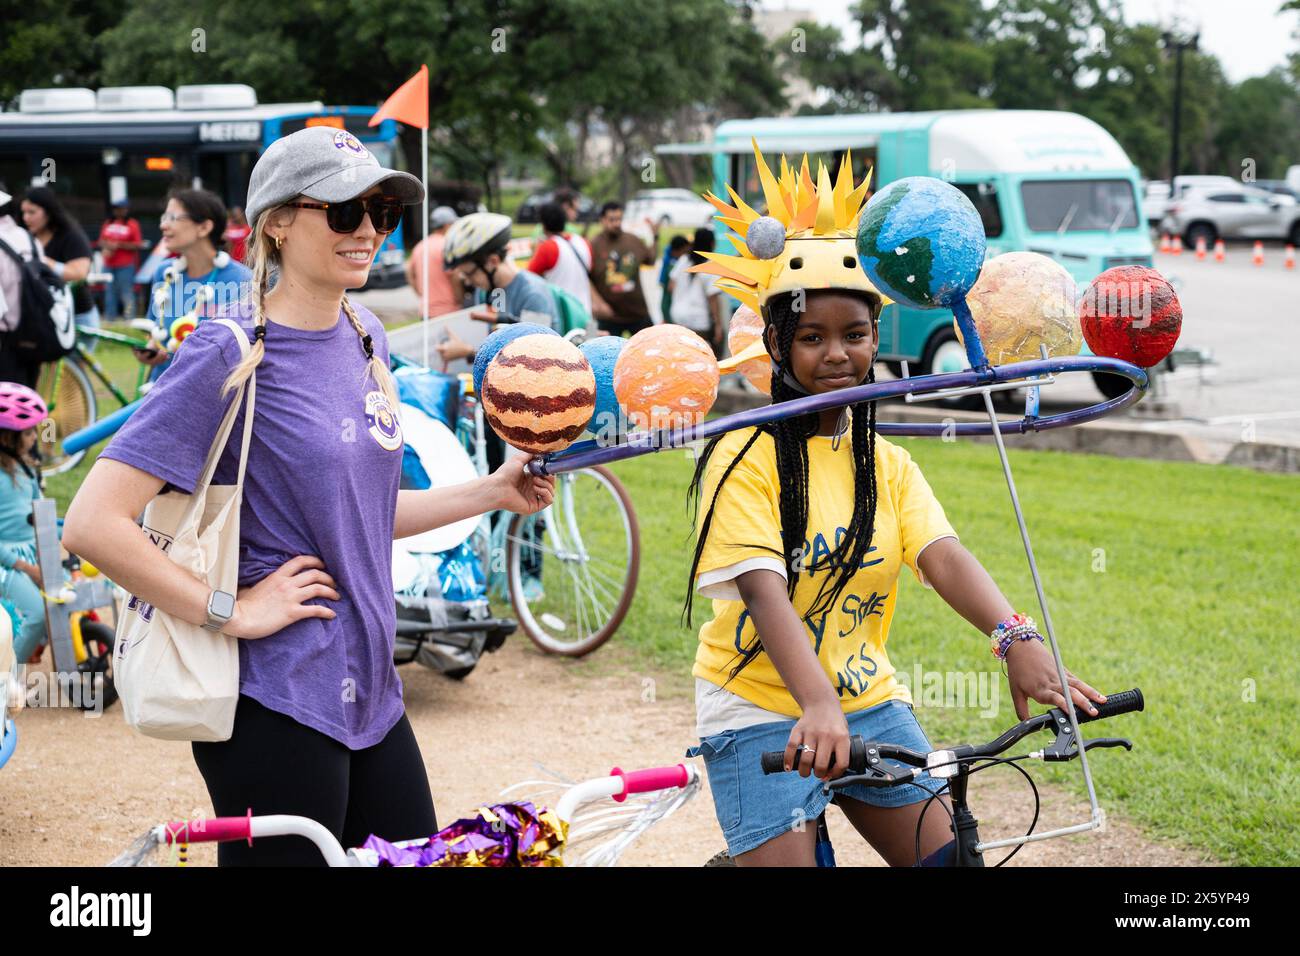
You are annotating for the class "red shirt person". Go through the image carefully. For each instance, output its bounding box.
[97,203,144,319]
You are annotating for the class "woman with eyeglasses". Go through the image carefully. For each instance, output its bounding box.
[62,127,556,865]
[134,189,253,377]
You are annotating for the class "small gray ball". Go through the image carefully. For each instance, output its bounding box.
[746,216,786,260]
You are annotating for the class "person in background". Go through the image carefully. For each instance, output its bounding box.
[527,201,607,317]
[588,201,659,337]
[0,185,43,387]
[434,212,557,365]
[404,205,460,319]
[0,383,49,666]
[657,234,691,324]
[668,226,724,356]
[97,201,144,321]
[136,189,252,379]
[21,186,98,343]
[223,207,252,264]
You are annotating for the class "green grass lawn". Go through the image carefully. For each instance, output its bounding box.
[601,436,1299,867]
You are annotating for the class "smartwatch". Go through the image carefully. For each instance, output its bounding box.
[203,589,236,632]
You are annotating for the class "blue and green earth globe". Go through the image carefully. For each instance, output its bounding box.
[856,177,987,309]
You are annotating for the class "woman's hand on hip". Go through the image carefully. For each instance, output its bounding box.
[226,555,339,639]
[490,450,556,516]
[786,699,851,781]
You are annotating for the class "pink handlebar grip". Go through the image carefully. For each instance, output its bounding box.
[610,764,689,802]
[162,809,253,845]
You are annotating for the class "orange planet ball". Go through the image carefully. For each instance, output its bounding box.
[726,305,771,394]
[481,335,596,454]
[613,324,719,431]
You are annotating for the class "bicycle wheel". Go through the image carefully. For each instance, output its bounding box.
[35,356,97,476]
[506,465,639,656]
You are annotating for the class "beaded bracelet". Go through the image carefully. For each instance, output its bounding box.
[990,613,1044,660]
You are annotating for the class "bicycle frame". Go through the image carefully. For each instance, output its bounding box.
[130,763,700,867]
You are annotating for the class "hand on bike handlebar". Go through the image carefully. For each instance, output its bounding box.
[490,450,556,516]
[1005,638,1106,721]
[227,555,339,639]
[785,699,851,781]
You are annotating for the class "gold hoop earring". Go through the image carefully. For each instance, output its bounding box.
[274,235,284,251]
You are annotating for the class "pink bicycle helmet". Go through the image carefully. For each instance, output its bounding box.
[0,383,49,431]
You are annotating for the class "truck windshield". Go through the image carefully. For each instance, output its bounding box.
[1021,179,1139,232]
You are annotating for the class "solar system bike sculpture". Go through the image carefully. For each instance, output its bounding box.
[483,159,1181,864]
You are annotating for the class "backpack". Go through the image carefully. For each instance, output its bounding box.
[0,233,76,363]
[549,284,591,337]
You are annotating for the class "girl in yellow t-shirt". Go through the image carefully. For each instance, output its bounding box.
[681,146,1106,866]
[684,287,1107,866]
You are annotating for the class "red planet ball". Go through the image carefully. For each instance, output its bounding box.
[1078,266,1182,367]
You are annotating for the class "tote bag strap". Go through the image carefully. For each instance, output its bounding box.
[176,319,256,526]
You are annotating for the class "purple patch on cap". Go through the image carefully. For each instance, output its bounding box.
[333,130,368,156]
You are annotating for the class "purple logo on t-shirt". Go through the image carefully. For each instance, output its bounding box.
[364,391,403,451]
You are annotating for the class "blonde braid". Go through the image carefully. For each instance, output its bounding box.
[341,294,399,409]
[221,219,271,398]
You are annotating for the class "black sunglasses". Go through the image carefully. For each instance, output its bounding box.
[286,196,404,234]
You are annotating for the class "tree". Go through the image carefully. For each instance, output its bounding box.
[0,0,121,106]
[794,0,995,113]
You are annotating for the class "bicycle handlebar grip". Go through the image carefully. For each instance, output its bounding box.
[160,812,252,846]
[610,764,690,802]
[1077,687,1144,724]
[760,739,867,774]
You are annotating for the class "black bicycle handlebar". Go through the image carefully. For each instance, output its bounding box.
[759,687,1144,777]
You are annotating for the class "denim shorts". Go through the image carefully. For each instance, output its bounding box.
[684,698,946,858]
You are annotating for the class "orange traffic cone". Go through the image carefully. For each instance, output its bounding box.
[1171,236,1183,255]
[1213,239,1226,262]
[1253,241,1265,266]
[1195,236,1207,260]
[1286,245,1296,270]
[1159,233,1172,254]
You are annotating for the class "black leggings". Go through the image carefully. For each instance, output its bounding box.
[191,695,438,866]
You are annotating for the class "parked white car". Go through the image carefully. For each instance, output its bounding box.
[1159,185,1300,246]
[1141,180,1172,225]
[623,189,715,229]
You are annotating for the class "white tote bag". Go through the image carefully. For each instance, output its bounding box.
[112,318,255,741]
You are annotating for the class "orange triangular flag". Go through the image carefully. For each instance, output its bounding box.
[369,65,428,129]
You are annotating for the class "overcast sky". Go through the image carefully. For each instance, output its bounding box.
[758,0,1297,84]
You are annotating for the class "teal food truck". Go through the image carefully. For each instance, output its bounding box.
[660,110,1154,399]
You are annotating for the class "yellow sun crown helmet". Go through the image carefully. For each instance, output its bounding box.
[688,139,891,317]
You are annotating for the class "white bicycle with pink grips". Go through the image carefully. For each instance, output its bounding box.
[110,763,700,867]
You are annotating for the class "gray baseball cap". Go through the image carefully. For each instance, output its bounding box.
[245,126,424,227]
[430,205,458,228]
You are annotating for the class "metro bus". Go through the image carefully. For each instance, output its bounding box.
[0,84,408,285]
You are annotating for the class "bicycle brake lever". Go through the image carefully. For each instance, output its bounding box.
[1042,724,1134,761]
[823,766,915,793]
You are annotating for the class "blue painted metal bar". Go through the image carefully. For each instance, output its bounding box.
[528,355,1149,476]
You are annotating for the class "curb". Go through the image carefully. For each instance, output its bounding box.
[711,389,1300,475]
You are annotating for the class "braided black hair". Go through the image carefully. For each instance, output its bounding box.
[682,290,881,682]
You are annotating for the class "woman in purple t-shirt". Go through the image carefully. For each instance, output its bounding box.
[62,128,556,866]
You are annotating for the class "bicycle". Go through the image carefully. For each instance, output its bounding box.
[703,687,1145,867]
[394,343,641,658]
[34,320,162,476]
[110,761,700,867]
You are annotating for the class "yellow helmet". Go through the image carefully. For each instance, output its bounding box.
[688,139,891,316]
